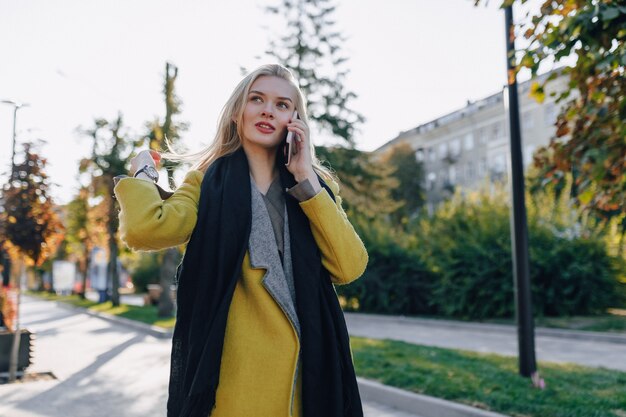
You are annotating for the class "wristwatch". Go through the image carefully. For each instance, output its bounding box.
[134,164,159,182]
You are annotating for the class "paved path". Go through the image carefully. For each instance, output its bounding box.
[344,312,626,372]
[0,296,422,417]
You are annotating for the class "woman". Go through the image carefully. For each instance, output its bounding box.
[114,64,368,417]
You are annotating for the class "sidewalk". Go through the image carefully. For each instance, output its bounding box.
[0,296,435,417]
[344,312,626,372]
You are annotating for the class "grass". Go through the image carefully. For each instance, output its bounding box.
[26,290,626,416]
[351,336,626,417]
[25,291,176,329]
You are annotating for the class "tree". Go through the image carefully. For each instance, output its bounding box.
[480,0,626,236]
[1,142,63,266]
[79,114,142,307]
[144,62,188,318]
[380,142,426,225]
[264,0,365,146]
[1,141,63,383]
[64,187,97,299]
[315,145,401,220]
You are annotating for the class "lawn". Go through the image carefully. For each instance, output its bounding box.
[351,337,626,417]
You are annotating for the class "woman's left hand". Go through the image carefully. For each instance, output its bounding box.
[285,118,322,191]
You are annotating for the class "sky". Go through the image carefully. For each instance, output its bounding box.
[0,0,544,204]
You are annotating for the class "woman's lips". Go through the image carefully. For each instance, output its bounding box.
[255,122,275,134]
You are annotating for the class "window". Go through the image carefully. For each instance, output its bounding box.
[428,148,436,162]
[464,133,474,151]
[438,142,448,158]
[491,154,506,174]
[466,161,475,179]
[427,172,437,190]
[415,149,425,162]
[449,165,457,184]
[477,158,487,177]
[491,122,504,141]
[449,138,461,157]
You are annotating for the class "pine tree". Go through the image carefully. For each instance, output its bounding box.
[265,0,364,146]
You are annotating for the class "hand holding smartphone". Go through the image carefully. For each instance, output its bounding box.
[284,110,298,166]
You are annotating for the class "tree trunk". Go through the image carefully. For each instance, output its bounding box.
[157,248,178,318]
[107,185,120,307]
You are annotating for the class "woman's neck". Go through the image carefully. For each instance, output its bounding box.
[243,144,278,194]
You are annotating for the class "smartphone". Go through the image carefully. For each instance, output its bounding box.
[284,110,299,166]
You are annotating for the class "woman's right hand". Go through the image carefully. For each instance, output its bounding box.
[130,150,161,174]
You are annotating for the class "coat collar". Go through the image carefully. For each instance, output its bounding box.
[249,176,301,339]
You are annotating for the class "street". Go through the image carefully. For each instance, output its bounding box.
[0,296,423,417]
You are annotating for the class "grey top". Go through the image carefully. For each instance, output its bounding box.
[260,178,317,263]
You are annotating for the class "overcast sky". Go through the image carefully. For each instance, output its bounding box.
[0,0,545,204]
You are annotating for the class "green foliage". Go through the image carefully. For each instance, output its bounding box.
[380,142,427,226]
[351,336,626,417]
[336,215,436,315]
[340,179,625,319]
[128,252,161,293]
[316,145,401,220]
[264,0,364,145]
[478,0,626,235]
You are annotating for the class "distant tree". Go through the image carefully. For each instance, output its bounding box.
[79,114,142,307]
[264,0,365,146]
[144,62,188,318]
[315,145,401,220]
[380,142,426,225]
[1,142,63,266]
[476,0,626,237]
[64,187,94,299]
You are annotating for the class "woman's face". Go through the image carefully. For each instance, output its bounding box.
[240,75,297,151]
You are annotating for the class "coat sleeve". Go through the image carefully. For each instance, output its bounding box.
[298,179,368,285]
[113,170,204,251]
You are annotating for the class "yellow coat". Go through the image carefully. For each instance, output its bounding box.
[114,170,368,417]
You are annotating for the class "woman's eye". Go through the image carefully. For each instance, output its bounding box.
[250,96,262,102]
[278,102,289,109]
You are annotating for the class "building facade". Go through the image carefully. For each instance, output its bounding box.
[375,70,570,214]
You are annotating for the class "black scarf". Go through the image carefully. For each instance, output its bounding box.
[167,148,363,417]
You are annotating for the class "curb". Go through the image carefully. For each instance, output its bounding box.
[50,299,173,340]
[345,312,626,345]
[358,378,509,417]
[34,296,511,417]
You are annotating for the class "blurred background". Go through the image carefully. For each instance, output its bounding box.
[1,0,625,416]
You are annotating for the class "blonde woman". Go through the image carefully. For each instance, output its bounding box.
[114,64,368,417]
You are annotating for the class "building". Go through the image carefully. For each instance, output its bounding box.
[375,70,570,214]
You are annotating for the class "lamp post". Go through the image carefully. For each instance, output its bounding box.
[1,100,29,176]
[503,5,538,379]
[1,99,29,383]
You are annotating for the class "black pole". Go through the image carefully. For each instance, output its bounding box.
[504,5,537,378]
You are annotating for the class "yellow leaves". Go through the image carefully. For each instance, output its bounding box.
[530,82,546,103]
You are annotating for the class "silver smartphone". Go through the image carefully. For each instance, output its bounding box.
[284,110,298,166]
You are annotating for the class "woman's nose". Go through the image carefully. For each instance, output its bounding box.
[261,104,274,118]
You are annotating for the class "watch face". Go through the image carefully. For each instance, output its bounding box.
[145,166,158,180]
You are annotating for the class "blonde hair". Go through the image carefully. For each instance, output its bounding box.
[164,64,334,181]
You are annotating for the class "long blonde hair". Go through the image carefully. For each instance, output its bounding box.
[164,64,334,181]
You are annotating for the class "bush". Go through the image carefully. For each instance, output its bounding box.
[339,183,626,320]
[336,216,437,315]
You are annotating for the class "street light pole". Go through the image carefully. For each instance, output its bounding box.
[1,100,29,176]
[1,99,29,383]
[503,6,538,378]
